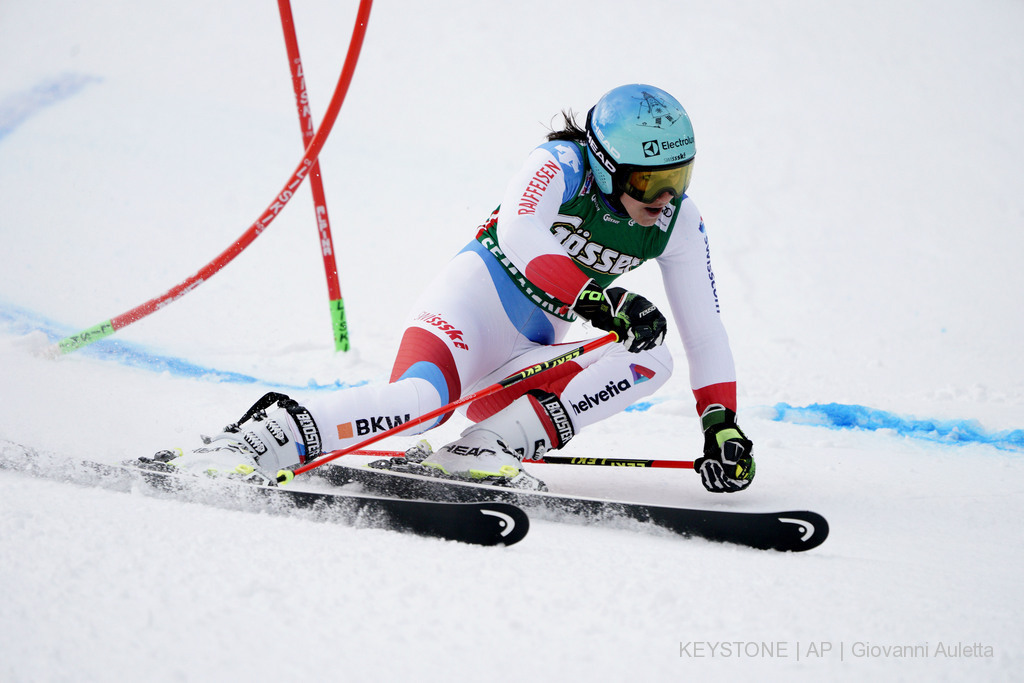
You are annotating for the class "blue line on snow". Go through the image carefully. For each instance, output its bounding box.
[4,302,1020,450]
[770,402,1024,452]
[621,396,1022,452]
[0,74,103,142]
[0,300,365,392]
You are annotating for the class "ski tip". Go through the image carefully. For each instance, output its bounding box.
[478,503,530,546]
[775,511,829,551]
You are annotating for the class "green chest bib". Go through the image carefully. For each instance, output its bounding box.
[550,188,680,290]
[476,170,681,320]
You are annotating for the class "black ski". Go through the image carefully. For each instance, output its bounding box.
[0,442,528,546]
[316,461,828,552]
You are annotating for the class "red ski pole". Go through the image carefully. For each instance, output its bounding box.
[277,332,619,483]
[53,0,373,355]
[277,0,349,351]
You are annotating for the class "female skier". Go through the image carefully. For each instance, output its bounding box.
[153,84,755,493]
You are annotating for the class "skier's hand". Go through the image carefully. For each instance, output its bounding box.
[695,405,755,492]
[573,283,667,353]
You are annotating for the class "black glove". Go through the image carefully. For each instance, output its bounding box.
[573,282,667,353]
[694,404,755,492]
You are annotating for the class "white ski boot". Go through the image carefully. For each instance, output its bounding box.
[142,393,323,486]
[413,390,575,490]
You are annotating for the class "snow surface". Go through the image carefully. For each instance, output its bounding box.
[2,0,1023,680]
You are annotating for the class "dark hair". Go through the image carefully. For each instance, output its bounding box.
[545,109,587,143]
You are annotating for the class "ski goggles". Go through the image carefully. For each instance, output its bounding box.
[620,160,694,204]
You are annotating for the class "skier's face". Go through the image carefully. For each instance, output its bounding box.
[620,191,673,226]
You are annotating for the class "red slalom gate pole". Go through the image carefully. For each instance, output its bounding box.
[348,449,695,469]
[53,0,373,356]
[277,0,350,352]
[277,332,620,483]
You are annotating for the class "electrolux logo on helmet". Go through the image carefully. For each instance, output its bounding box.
[662,136,694,151]
[643,136,694,159]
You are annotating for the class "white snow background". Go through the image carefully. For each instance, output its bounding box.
[2,1,1022,681]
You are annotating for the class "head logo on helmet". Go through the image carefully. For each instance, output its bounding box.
[585,84,696,199]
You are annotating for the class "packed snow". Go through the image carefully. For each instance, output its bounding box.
[1,0,1022,680]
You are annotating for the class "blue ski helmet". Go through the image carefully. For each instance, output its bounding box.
[585,84,696,202]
